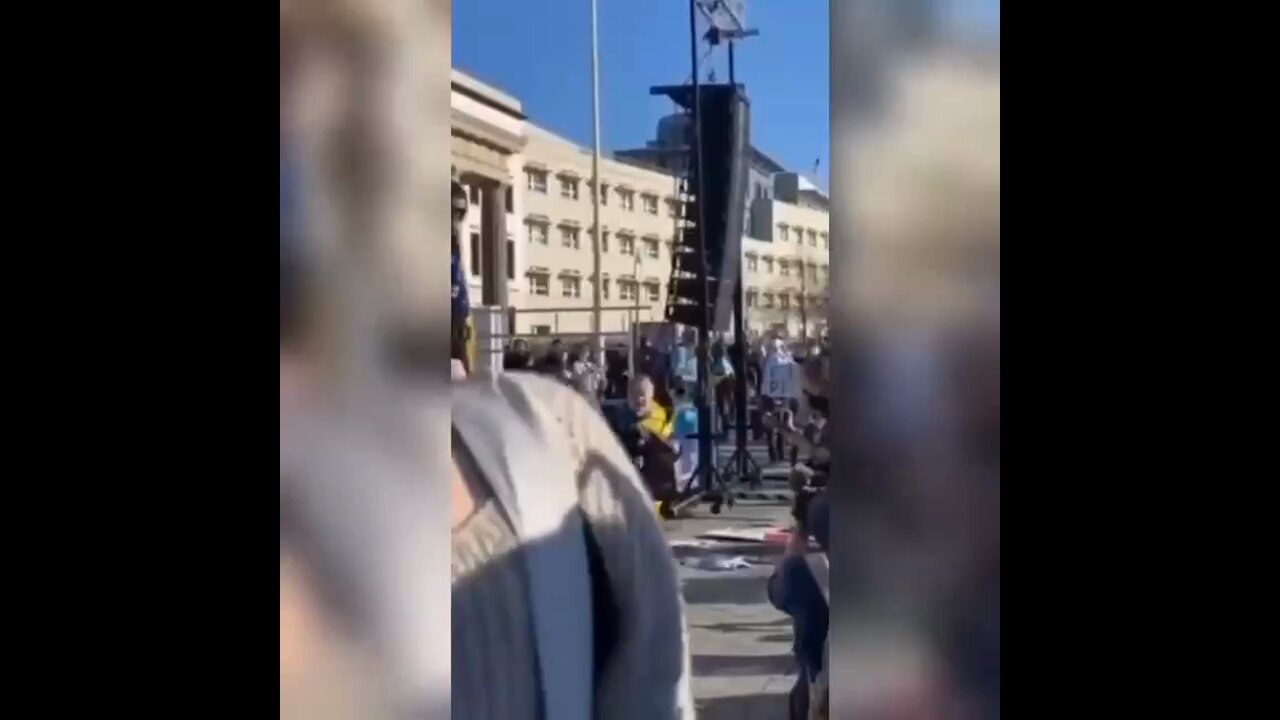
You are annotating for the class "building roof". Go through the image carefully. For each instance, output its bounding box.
[749,146,788,174]
[451,68,525,120]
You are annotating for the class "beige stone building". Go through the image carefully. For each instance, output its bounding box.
[517,124,686,337]
[451,70,526,313]
[744,172,831,340]
[451,68,832,343]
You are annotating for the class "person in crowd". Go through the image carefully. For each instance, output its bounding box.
[569,342,603,407]
[627,374,680,518]
[710,340,735,438]
[668,378,701,495]
[539,339,573,384]
[451,179,472,376]
[747,341,764,397]
[669,328,697,389]
[637,336,661,383]
[759,336,794,463]
[504,338,534,371]
[605,345,629,400]
[768,493,830,720]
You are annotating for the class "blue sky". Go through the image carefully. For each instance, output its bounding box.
[453,1,999,192]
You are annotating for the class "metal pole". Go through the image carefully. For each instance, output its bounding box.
[590,0,605,365]
[728,39,750,483]
[690,0,714,494]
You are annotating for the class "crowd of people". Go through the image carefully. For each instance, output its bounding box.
[490,323,834,720]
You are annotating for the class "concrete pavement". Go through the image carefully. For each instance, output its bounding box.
[666,445,801,719]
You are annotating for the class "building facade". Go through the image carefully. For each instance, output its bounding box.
[744,172,831,339]
[517,124,685,337]
[452,69,832,343]
[451,70,526,313]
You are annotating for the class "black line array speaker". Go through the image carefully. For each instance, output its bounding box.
[652,83,750,333]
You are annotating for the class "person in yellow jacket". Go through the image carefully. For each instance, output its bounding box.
[628,375,679,518]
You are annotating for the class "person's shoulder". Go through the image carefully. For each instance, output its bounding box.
[493,372,627,464]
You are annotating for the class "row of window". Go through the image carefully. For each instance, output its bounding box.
[526,274,661,302]
[776,223,829,249]
[744,290,828,310]
[526,220,664,259]
[526,168,679,217]
[745,255,829,281]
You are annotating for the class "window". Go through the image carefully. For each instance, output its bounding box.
[793,227,804,244]
[763,257,774,274]
[560,176,579,200]
[809,265,818,281]
[527,221,548,245]
[561,226,581,249]
[821,232,829,249]
[666,198,680,217]
[529,274,550,296]
[561,277,581,298]
[600,183,610,206]
[746,289,758,307]
[763,292,775,308]
[505,186,514,213]
[526,169,548,194]
[619,235,635,256]
[468,184,481,206]
[469,232,481,276]
[820,264,829,279]
[642,194,659,215]
[779,260,790,277]
[507,238,515,280]
[531,324,552,336]
[643,237,659,258]
[777,223,788,241]
[645,282,660,302]
[602,278,610,299]
[619,281,638,301]
[780,294,791,310]
[808,229,818,247]
[619,189,635,211]
[747,255,758,272]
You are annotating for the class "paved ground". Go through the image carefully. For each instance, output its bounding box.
[667,441,801,719]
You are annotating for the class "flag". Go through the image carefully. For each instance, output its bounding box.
[813,157,821,176]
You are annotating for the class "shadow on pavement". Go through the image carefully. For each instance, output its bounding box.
[682,575,772,605]
[692,653,796,677]
[694,692,790,720]
[694,617,789,634]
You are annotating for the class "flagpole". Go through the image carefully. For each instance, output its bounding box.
[589,0,604,366]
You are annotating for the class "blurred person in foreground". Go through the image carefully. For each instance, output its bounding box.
[281,3,693,717]
[447,244,692,718]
